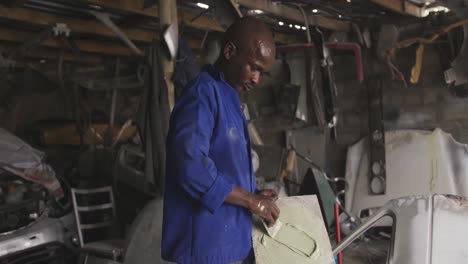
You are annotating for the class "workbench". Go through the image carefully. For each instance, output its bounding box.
[252,195,334,264]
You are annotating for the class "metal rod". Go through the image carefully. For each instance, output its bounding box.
[294,4,312,43]
[333,207,392,256]
[335,203,343,264]
[90,11,142,56]
[109,58,120,128]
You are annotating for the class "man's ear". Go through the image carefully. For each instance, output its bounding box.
[223,41,236,60]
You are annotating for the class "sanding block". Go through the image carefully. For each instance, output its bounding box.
[263,219,282,238]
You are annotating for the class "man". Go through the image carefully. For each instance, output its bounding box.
[162,17,280,264]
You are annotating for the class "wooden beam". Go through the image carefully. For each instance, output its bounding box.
[370,0,423,17]
[65,2,302,45]
[0,7,158,42]
[0,43,102,63]
[233,0,351,32]
[0,27,143,56]
[133,4,302,44]
[0,3,301,56]
[0,0,28,7]
[179,10,304,43]
[179,11,224,32]
[0,7,207,50]
[274,31,305,44]
[56,0,155,17]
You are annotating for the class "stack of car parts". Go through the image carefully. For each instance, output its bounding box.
[0,128,78,263]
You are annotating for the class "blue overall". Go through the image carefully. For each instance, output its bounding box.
[162,65,255,264]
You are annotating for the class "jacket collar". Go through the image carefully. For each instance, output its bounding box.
[202,64,223,82]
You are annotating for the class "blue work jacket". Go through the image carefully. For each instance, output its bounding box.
[162,65,256,264]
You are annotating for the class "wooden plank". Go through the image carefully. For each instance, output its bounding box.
[274,31,305,44]
[179,10,304,43]
[56,0,155,17]
[0,43,102,63]
[370,0,423,17]
[41,124,138,145]
[0,7,158,42]
[0,3,302,57]
[0,0,28,7]
[2,1,308,48]
[179,10,225,32]
[0,7,204,50]
[136,5,302,43]
[0,27,143,56]
[234,0,351,32]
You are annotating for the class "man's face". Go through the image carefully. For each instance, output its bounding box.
[224,39,276,93]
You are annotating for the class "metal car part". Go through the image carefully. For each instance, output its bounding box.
[311,27,337,132]
[345,129,468,226]
[0,182,44,233]
[334,194,468,263]
[367,77,386,195]
[277,41,363,135]
[276,42,364,82]
[437,0,468,86]
[115,145,155,195]
[0,212,77,259]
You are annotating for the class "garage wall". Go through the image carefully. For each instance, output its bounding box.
[336,45,468,145]
[243,42,468,183]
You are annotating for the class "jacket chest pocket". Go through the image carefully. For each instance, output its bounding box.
[225,123,247,146]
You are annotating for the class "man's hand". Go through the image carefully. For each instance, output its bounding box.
[225,187,280,227]
[249,189,280,227]
[257,189,278,201]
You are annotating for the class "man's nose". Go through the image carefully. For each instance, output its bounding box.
[251,72,260,85]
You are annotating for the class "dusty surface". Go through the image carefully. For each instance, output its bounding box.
[253,195,334,264]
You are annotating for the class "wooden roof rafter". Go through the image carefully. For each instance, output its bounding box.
[0,26,144,56]
[233,0,351,32]
[0,0,345,63]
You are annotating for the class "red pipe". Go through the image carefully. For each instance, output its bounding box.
[335,203,343,264]
[277,42,364,83]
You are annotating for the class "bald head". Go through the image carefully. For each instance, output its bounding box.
[216,17,276,93]
[223,17,274,53]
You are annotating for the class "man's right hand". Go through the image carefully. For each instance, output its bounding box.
[225,186,280,227]
[249,193,280,227]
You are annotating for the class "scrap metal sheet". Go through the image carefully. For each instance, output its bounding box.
[345,128,468,224]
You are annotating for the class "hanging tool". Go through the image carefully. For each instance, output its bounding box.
[280,149,296,180]
[410,44,425,84]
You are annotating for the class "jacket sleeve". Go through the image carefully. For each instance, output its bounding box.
[167,84,234,213]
